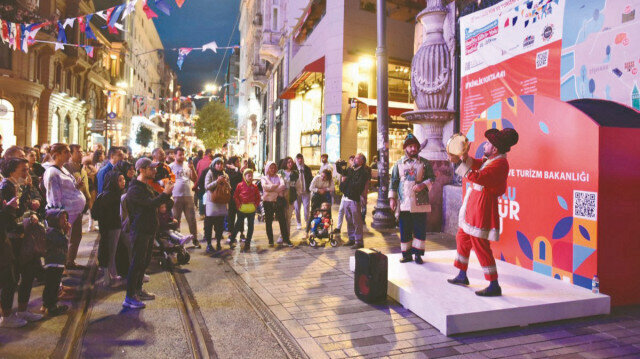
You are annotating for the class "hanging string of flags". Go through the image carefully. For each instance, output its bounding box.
[0,0,187,56]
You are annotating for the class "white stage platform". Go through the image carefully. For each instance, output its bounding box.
[349,250,610,335]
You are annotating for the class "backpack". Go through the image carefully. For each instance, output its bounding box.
[21,218,46,260]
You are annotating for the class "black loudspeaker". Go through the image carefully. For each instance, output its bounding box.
[354,248,388,303]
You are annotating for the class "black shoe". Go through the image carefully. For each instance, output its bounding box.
[242,243,250,252]
[414,255,424,264]
[399,256,413,263]
[206,244,214,253]
[268,242,274,247]
[284,241,294,247]
[229,240,236,249]
[192,240,202,249]
[44,304,68,317]
[447,277,470,286]
[351,243,364,250]
[240,234,246,240]
[475,285,502,297]
[345,239,355,246]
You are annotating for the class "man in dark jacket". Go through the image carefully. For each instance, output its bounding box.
[294,154,313,229]
[336,153,370,249]
[123,158,173,309]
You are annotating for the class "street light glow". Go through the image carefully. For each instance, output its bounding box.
[205,83,218,92]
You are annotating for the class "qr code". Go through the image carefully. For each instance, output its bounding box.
[573,190,597,220]
[536,50,549,69]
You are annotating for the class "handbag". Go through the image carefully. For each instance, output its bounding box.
[208,179,231,204]
[287,187,297,205]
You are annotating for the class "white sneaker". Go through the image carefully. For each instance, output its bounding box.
[276,236,283,244]
[143,274,150,283]
[0,314,27,328]
[16,311,43,322]
[296,224,302,230]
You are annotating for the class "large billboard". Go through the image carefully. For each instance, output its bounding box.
[460,0,640,132]
[560,0,640,111]
[460,0,565,133]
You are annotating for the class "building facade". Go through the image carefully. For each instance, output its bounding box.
[238,0,419,168]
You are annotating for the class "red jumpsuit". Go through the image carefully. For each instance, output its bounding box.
[454,154,509,281]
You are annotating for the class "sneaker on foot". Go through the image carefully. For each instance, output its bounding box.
[137,289,156,301]
[414,255,424,265]
[206,244,214,253]
[0,314,28,328]
[122,296,146,309]
[399,256,413,263]
[276,236,283,244]
[351,243,364,250]
[296,224,302,230]
[16,311,43,322]
[143,274,150,283]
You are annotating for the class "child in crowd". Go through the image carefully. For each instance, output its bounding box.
[232,169,261,252]
[157,203,194,248]
[41,208,70,317]
[310,202,332,238]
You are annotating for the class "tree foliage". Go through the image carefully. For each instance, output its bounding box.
[136,126,153,147]
[195,101,236,150]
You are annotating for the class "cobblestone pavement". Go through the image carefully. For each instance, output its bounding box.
[225,200,640,359]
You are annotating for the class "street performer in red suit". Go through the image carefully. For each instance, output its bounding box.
[446,128,519,297]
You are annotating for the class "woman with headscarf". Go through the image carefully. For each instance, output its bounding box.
[203,157,230,253]
[95,171,126,286]
[114,160,135,187]
[261,161,292,247]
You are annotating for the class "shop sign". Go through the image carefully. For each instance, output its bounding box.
[325,114,341,162]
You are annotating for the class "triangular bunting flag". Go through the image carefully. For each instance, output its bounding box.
[123,1,137,19]
[63,18,75,29]
[83,45,94,57]
[155,0,172,16]
[202,41,217,53]
[0,21,9,44]
[107,4,126,32]
[85,15,97,40]
[176,0,186,7]
[142,0,159,19]
[177,47,192,70]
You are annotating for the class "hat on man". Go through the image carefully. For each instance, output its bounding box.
[484,128,519,153]
[135,157,159,171]
[403,133,420,149]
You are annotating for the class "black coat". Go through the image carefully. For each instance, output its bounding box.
[126,178,171,237]
[337,165,370,202]
[0,178,28,236]
[97,171,123,231]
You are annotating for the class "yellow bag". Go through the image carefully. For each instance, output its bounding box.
[239,203,256,214]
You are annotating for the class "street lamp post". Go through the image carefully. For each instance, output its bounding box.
[372,0,396,229]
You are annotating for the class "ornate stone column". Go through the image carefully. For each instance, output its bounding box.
[402,0,456,231]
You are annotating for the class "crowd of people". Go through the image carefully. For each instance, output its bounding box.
[0,133,379,326]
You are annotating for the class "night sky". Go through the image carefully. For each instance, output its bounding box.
[152,0,240,97]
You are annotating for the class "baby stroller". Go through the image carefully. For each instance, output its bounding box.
[308,201,338,248]
[156,231,191,268]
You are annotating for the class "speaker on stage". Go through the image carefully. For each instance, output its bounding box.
[354,248,388,303]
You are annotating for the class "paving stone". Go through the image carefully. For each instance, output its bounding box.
[579,345,640,359]
[351,335,390,348]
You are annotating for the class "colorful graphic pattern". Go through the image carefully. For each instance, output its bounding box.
[464,95,599,289]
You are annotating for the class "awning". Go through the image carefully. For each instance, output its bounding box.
[355,97,415,117]
[132,116,164,132]
[279,56,325,99]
